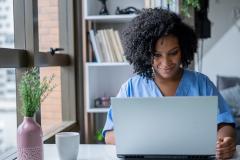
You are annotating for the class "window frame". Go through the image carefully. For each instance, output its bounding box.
[0,0,79,159]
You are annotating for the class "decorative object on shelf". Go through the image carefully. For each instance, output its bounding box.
[95,96,111,108]
[98,0,109,15]
[115,6,141,15]
[95,128,104,144]
[17,67,56,160]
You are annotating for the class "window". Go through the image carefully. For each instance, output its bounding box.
[0,15,7,20]
[0,0,77,159]
[37,0,77,138]
[4,34,13,45]
[0,0,16,158]
[38,0,63,135]
[5,6,9,11]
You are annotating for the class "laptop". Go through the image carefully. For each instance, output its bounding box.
[111,96,218,159]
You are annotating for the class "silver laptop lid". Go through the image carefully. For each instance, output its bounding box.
[111,96,217,157]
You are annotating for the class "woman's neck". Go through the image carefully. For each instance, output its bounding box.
[154,68,183,84]
[153,69,183,96]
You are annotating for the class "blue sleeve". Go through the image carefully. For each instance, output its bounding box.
[206,78,235,125]
[217,91,235,125]
[102,82,128,137]
[102,107,113,137]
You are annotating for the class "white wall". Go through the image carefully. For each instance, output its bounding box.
[201,0,240,84]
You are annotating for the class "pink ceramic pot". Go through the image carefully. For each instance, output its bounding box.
[17,117,43,160]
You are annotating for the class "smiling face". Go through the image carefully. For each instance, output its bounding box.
[152,35,182,81]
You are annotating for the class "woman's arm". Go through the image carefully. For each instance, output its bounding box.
[218,123,236,138]
[216,124,236,159]
[105,130,116,144]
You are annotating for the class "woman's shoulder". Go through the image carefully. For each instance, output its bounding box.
[182,69,217,95]
[117,74,150,97]
[184,69,210,81]
[122,74,148,87]
[183,69,215,89]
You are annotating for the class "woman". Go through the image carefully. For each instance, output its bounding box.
[103,8,236,159]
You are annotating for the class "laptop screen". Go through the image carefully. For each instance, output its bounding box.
[111,96,217,158]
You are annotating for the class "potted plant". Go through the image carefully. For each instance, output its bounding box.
[95,128,104,144]
[180,0,200,17]
[17,67,55,160]
[166,0,200,17]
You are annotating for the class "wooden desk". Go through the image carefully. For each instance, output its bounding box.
[44,144,240,160]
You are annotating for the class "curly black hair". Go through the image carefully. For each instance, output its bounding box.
[121,8,198,79]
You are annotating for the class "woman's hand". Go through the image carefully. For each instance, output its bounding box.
[216,137,236,159]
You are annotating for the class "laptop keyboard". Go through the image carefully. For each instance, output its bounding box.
[121,155,215,159]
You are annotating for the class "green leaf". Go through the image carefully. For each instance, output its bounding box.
[181,0,200,17]
[18,67,56,117]
[95,129,104,142]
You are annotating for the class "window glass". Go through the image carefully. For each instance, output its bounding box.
[0,68,16,155]
[0,0,13,49]
[0,0,16,155]
[40,67,62,133]
[38,0,60,52]
[38,0,62,135]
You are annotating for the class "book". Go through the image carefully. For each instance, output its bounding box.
[87,21,94,61]
[98,30,112,62]
[89,30,103,62]
[144,0,152,8]
[95,32,106,62]
[90,29,126,63]
[109,29,123,62]
[103,29,117,62]
[161,0,179,14]
[114,30,126,62]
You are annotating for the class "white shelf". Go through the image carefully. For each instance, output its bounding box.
[84,0,145,19]
[86,62,130,67]
[87,108,109,113]
[85,14,137,22]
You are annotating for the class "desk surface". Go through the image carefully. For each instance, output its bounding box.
[44,144,117,160]
[44,144,240,160]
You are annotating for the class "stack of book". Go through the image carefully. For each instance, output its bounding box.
[89,29,126,63]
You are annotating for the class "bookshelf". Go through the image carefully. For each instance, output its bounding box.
[82,0,145,143]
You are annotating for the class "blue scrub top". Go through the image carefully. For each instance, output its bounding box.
[102,69,235,137]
